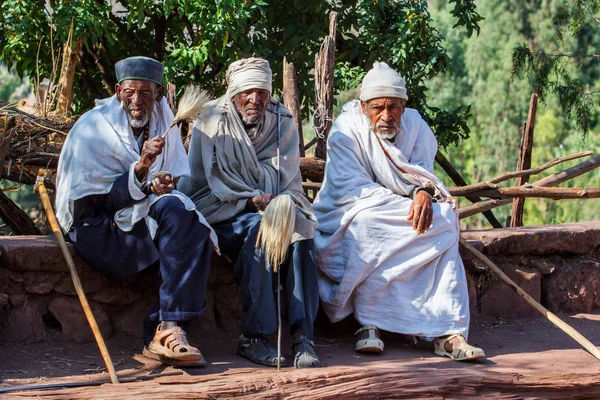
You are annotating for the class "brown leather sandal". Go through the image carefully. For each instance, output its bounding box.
[142,347,206,368]
[148,325,201,361]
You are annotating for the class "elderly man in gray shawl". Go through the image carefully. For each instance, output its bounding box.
[313,62,485,362]
[179,57,320,369]
[56,56,218,367]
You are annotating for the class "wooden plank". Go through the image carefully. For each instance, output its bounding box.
[510,93,538,227]
[283,58,305,157]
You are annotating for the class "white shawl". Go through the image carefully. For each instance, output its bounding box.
[56,95,218,248]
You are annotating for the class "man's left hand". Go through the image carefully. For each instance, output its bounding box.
[407,190,433,234]
[151,172,175,196]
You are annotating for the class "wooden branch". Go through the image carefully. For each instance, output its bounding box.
[0,187,42,235]
[459,154,600,219]
[283,58,305,157]
[457,186,599,200]
[435,152,502,229]
[300,157,325,182]
[448,151,594,196]
[304,137,318,151]
[313,12,337,160]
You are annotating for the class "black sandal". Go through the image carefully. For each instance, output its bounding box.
[292,335,321,368]
[237,335,287,367]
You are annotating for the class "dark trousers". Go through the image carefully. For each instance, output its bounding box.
[71,196,213,345]
[141,197,213,345]
[213,212,319,340]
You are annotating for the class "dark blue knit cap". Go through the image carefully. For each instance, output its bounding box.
[115,56,164,86]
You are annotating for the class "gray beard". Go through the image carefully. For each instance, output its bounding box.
[128,114,150,128]
[122,100,150,128]
[367,118,399,141]
[242,114,262,127]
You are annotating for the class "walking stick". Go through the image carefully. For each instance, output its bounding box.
[460,237,600,361]
[34,169,120,384]
[276,100,283,372]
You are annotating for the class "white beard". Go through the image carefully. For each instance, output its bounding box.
[121,100,150,128]
[367,118,399,141]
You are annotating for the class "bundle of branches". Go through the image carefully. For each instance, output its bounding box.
[0,102,73,188]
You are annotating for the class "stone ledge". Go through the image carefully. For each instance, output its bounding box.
[1,221,599,343]
[460,220,600,256]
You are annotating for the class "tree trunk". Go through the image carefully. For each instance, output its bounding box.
[55,36,83,117]
[313,12,337,160]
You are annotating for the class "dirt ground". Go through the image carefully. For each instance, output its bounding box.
[1,312,600,398]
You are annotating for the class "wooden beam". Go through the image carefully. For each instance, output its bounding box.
[435,152,502,228]
[283,58,305,157]
[511,93,538,227]
[300,157,325,182]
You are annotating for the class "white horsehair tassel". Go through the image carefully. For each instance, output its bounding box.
[162,85,211,138]
[256,194,296,273]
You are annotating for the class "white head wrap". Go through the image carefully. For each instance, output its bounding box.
[359,61,408,102]
[226,57,273,97]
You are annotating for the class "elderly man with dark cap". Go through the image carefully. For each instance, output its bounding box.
[56,56,218,367]
[313,62,485,362]
[179,57,320,369]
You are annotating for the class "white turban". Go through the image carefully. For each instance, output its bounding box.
[226,57,273,97]
[359,61,408,102]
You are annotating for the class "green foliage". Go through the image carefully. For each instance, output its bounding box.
[0,64,24,102]
[428,0,600,228]
[0,0,481,147]
[511,0,600,136]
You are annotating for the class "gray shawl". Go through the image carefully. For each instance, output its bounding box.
[179,95,316,241]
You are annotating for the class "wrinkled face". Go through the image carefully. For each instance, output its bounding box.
[361,97,407,140]
[115,80,162,128]
[231,88,270,126]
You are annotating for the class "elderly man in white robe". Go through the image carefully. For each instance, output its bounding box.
[180,57,320,369]
[56,56,218,367]
[313,62,485,362]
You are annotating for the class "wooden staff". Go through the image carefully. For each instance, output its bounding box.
[460,237,600,361]
[34,169,119,384]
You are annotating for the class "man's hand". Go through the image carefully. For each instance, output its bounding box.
[151,172,175,196]
[247,193,274,212]
[407,190,433,234]
[135,136,165,180]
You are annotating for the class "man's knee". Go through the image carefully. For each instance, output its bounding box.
[151,196,196,224]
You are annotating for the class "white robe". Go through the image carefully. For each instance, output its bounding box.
[313,100,469,338]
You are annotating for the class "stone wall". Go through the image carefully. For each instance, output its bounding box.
[1,221,599,343]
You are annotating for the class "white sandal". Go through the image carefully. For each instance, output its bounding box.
[434,334,485,361]
[355,325,385,353]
